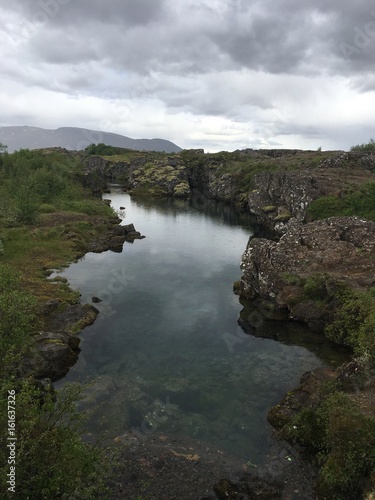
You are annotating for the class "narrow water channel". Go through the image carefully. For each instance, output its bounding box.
[55,187,346,465]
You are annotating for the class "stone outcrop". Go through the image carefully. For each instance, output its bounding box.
[19,331,81,382]
[240,216,375,328]
[44,303,99,335]
[84,155,191,198]
[247,161,374,234]
[86,218,145,253]
[267,366,338,430]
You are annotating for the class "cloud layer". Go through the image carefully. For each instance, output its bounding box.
[1,0,375,151]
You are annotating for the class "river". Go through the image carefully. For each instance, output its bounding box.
[55,186,346,465]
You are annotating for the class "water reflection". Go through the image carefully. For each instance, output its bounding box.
[55,188,346,463]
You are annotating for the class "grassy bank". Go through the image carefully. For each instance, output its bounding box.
[0,147,116,498]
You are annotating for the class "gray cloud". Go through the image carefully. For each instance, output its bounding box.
[0,0,374,151]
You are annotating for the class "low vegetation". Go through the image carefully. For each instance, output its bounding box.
[282,390,375,499]
[307,181,375,221]
[0,263,110,498]
[0,147,116,497]
[326,285,375,361]
[350,138,375,153]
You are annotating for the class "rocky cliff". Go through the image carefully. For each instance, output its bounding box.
[240,216,375,330]
[84,149,375,214]
[247,154,374,234]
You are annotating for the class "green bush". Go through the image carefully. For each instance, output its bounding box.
[0,149,90,225]
[326,287,375,361]
[0,264,37,366]
[0,380,110,498]
[284,392,375,499]
[307,182,375,221]
[350,138,375,153]
[85,143,134,156]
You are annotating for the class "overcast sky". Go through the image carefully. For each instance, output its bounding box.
[0,0,374,152]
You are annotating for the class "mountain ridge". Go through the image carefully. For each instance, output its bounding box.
[0,125,182,153]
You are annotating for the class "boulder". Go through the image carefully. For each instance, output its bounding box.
[45,303,99,335]
[19,331,81,382]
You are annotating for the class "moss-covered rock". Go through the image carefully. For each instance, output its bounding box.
[268,363,375,500]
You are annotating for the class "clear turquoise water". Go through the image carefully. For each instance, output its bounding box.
[55,187,346,464]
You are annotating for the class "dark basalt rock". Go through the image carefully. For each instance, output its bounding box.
[267,367,337,431]
[240,217,375,326]
[45,303,99,335]
[213,475,282,499]
[19,331,81,382]
[86,221,145,253]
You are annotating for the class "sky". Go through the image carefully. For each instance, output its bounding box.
[0,0,374,152]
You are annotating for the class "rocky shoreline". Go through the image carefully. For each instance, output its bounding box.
[22,215,145,383]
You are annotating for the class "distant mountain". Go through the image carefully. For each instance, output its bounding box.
[0,126,182,153]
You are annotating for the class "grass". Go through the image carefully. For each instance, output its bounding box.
[0,148,117,315]
[307,182,375,221]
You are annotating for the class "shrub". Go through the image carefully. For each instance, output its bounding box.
[0,380,110,498]
[284,392,375,499]
[326,286,375,361]
[0,264,37,366]
[307,182,375,221]
[0,263,111,497]
[350,138,375,153]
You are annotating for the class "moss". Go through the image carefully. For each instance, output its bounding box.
[274,210,291,222]
[173,182,190,198]
[302,274,329,302]
[281,273,302,286]
[261,205,277,213]
[281,391,375,499]
[41,339,64,345]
